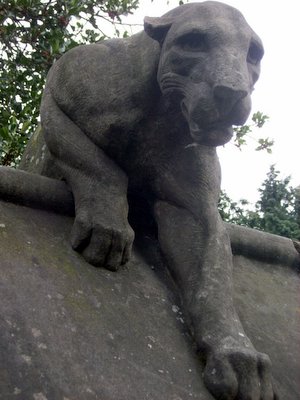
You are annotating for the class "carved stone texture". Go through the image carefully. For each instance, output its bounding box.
[1,2,279,399]
[40,1,264,272]
[0,201,299,399]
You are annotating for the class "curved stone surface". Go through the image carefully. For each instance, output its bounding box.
[0,201,212,400]
[0,200,299,399]
[1,166,299,268]
[232,256,300,400]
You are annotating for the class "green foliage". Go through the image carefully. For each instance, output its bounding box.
[220,165,300,240]
[0,0,139,165]
[233,111,273,153]
[256,165,300,239]
[219,191,252,226]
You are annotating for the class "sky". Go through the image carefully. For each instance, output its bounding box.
[122,0,300,204]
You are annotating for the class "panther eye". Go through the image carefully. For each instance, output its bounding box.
[247,42,263,66]
[176,31,209,52]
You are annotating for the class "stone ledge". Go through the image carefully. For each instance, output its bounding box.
[0,166,299,268]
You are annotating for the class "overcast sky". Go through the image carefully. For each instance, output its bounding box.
[123,0,299,203]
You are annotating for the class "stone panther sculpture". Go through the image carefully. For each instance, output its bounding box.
[38,1,276,399]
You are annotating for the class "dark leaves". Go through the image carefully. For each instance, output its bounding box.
[0,0,139,166]
[219,165,300,240]
[233,111,273,153]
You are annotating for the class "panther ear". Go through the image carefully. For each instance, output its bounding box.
[144,16,173,44]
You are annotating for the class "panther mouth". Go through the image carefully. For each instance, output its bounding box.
[180,94,244,146]
[181,100,234,146]
[189,120,234,146]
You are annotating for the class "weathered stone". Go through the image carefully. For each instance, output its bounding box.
[233,256,300,400]
[1,166,299,268]
[0,2,287,398]
[0,201,211,400]
[0,201,299,399]
[227,223,300,268]
[0,167,73,215]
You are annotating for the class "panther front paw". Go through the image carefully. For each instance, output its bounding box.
[71,207,134,271]
[203,340,277,400]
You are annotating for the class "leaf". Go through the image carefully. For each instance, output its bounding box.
[0,0,140,166]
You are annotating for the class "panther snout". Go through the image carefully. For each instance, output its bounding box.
[179,81,251,146]
[213,85,248,117]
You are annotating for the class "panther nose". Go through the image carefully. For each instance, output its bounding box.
[213,85,248,116]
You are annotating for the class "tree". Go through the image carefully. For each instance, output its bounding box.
[218,191,259,227]
[233,111,273,152]
[256,165,300,239]
[0,0,139,166]
[220,165,300,240]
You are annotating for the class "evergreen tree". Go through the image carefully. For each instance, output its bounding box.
[220,165,300,240]
[256,165,300,239]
